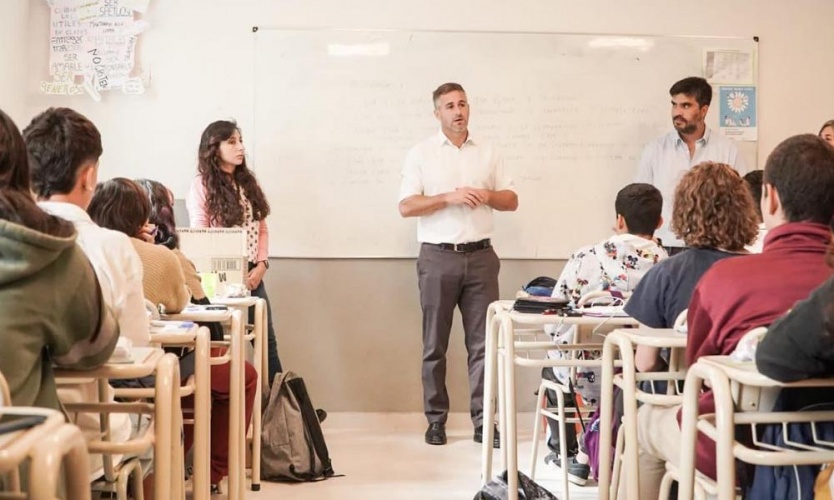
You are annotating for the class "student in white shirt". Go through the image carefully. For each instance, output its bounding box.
[399,82,518,447]
[23,107,143,477]
[635,76,748,253]
[24,108,149,348]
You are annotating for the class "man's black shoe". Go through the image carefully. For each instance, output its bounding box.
[425,422,447,445]
[474,424,500,448]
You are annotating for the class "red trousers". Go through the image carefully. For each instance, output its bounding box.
[183,353,258,484]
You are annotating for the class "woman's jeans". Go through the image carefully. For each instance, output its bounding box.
[249,262,282,384]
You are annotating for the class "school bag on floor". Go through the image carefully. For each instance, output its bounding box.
[261,371,336,482]
[473,470,558,500]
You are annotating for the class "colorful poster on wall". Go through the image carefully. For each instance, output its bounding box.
[719,86,757,141]
[42,0,150,101]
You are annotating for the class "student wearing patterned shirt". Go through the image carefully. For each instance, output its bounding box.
[552,183,667,305]
[187,120,282,384]
[540,183,666,483]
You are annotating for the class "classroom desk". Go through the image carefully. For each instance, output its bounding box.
[597,327,687,500]
[55,348,183,500]
[481,302,638,500]
[162,306,247,500]
[148,321,212,500]
[678,356,834,500]
[0,407,90,500]
[211,295,266,491]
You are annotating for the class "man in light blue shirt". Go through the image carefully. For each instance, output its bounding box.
[635,76,748,252]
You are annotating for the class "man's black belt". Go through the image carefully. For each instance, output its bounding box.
[430,238,491,253]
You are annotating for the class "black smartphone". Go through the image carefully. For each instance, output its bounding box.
[205,305,228,311]
[0,414,48,434]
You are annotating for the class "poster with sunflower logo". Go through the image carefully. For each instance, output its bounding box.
[719,86,757,141]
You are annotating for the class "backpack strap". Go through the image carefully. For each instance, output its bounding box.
[287,377,335,478]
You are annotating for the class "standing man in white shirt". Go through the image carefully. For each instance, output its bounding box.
[399,83,518,446]
[635,76,748,254]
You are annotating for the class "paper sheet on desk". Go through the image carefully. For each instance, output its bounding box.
[108,337,133,363]
[150,320,196,332]
[581,306,629,318]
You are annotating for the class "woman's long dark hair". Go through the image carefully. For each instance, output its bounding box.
[135,178,179,249]
[197,120,270,227]
[0,108,74,238]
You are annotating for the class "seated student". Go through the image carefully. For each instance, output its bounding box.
[88,178,191,314]
[89,177,259,493]
[743,170,767,253]
[624,162,759,374]
[0,107,118,409]
[24,108,149,347]
[24,107,142,478]
[135,178,210,305]
[752,273,834,498]
[541,183,667,482]
[636,134,834,499]
[756,272,834,382]
[552,183,667,303]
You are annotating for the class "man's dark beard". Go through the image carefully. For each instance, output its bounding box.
[674,121,697,134]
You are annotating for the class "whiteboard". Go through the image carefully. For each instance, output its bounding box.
[252,29,757,258]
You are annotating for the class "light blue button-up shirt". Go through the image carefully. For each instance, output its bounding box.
[634,128,748,248]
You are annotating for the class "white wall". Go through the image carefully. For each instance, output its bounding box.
[0,0,29,123]
[16,0,834,412]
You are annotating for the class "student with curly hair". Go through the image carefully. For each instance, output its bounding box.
[625,161,759,372]
[186,120,281,383]
[633,135,834,499]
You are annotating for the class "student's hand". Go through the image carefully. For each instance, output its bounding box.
[447,187,486,208]
[139,223,157,244]
[247,262,267,290]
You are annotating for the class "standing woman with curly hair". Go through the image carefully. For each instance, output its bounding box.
[187,120,282,383]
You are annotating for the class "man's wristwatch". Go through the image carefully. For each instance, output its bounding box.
[258,260,270,269]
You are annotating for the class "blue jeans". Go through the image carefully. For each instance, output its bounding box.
[249,262,282,384]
